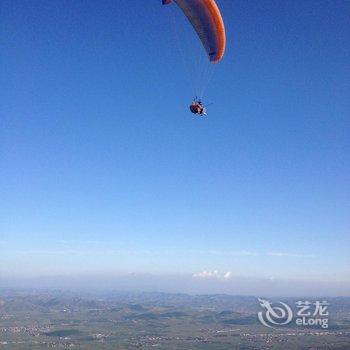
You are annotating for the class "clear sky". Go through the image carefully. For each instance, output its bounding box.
[1,0,349,294]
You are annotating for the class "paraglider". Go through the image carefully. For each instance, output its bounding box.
[190,98,206,116]
[162,0,226,63]
[162,0,226,116]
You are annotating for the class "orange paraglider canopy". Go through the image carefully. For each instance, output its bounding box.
[162,0,226,63]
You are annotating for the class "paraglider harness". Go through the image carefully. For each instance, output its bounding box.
[190,98,207,116]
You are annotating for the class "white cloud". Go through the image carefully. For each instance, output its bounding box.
[56,240,105,245]
[13,249,155,256]
[208,250,258,256]
[223,271,232,279]
[15,250,115,256]
[267,252,315,258]
[193,270,233,280]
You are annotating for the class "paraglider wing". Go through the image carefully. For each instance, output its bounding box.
[163,0,226,63]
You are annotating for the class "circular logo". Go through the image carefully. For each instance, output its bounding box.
[258,298,293,328]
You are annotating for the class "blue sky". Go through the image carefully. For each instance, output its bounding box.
[1,0,349,293]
